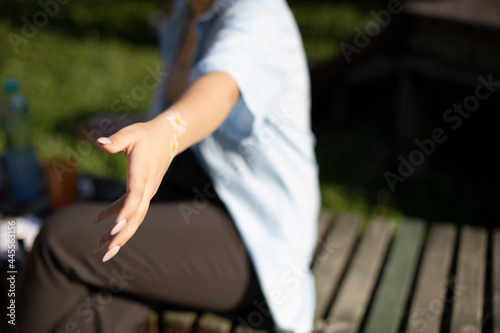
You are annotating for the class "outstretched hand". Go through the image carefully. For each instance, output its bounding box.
[90,71,239,262]
[92,120,175,262]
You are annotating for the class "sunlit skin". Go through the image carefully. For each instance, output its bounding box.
[92,0,239,262]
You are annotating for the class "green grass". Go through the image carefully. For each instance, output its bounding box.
[0,20,159,180]
[321,183,400,218]
[0,1,400,218]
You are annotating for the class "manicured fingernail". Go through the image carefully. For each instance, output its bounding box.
[110,219,127,236]
[97,233,109,245]
[102,245,121,262]
[95,209,109,221]
[92,240,110,253]
[91,218,104,225]
[97,137,112,145]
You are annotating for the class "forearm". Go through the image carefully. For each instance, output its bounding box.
[149,71,240,157]
[93,71,239,261]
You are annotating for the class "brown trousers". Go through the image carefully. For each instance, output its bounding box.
[13,150,274,333]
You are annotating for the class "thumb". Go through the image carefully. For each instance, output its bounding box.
[96,130,131,154]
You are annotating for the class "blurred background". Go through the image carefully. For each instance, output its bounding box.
[0,0,499,227]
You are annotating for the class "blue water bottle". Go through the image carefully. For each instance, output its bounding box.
[1,78,41,202]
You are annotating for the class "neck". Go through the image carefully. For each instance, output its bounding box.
[188,0,214,18]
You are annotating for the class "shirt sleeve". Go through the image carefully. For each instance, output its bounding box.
[191,0,290,141]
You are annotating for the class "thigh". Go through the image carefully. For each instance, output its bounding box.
[37,200,256,313]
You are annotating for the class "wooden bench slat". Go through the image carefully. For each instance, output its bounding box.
[405,223,457,333]
[324,216,392,333]
[141,311,159,333]
[232,325,268,333]
[450,225,487,333]
[163,311,198,333]
[160,210,334,333]
[313,212,363,323]
[233,212,357,333]
[232,322,273,333]
[195,313,232,333]
[493,229,500,333]
[363,218,426,333]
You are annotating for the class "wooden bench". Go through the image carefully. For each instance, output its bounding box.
[140,210,500,333]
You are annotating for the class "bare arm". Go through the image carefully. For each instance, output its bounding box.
[93,71,239,261]
[153,71,239,153]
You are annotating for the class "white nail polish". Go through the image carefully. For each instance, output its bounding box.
[102,245,121,262]
[97,137,112,145]
[110,219,127,236]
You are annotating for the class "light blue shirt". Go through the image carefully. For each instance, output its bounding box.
[147,1,320,331]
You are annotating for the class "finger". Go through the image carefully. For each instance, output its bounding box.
[93,217,127,253]
[92,194,127,223]
[110,218,127,236]
[95,187,145,259]
[115,185,145,228]
[101,201,150,262]
[97,228,113,246]
[94,217,126,250]
[93,239,111,253]
[96,126,135,154]
[109,199,149,249]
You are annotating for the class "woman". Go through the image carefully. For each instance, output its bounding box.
[14,0,320,332]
